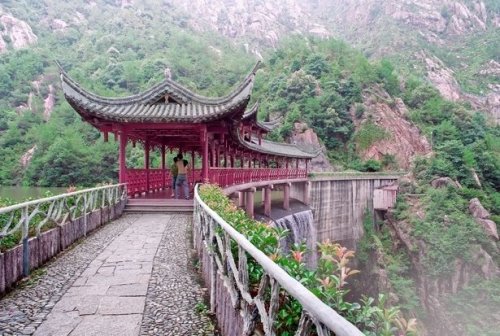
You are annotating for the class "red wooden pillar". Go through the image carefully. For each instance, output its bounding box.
[248,154,252,168]
[215,144,220,167]
[145,140,150,193]
[211,143,216,167]
[119,131,127,184]
[305,159,309,173]
[202,127,209,182]
[191,150,195,185]
[161,145,166,190]
[223,147,228,168]
[230,153,234,168]
[296,158,299,169]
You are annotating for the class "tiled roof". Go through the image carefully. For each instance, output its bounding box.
[58,62,259,123]
[229,125,318,158]
[242,103,280,132]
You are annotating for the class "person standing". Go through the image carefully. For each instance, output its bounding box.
[175,154,189,199]
[171,157,178,197]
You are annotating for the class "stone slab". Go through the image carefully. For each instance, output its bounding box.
[106,283,148,297]
[97,296,145,315]
[70,314,141,336]
[65,285,110,297]
[34,214,170,335]
[52,295,102,316]
[33,311,82,336]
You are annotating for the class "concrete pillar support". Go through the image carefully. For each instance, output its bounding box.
[264,185,273,217]
[238,191,245,207]
[283,182,291,210]
[304,181,311,205]
[245,187,256,219]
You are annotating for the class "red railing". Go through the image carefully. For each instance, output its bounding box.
[126,169,203,196]
[126,168,307,195]
[208,168,307,188]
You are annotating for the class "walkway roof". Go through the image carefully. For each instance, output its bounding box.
[58,62,259,123]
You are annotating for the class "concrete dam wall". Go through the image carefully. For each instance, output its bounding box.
[292,174,399,248]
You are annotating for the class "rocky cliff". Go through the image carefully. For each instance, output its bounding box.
[162,0,499,122]
[355,87,432,170]
[0,6,37,53]
[384,202,499,336]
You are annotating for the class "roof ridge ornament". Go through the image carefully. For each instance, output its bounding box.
[164,67,172,80]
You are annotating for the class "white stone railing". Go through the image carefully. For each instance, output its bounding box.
[193,185,363,336]
[0,184,127,279]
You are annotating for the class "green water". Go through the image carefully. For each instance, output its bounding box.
[0,186,68,202]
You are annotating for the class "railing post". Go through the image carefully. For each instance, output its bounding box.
[22,206,30,277]
[83,194,88,237]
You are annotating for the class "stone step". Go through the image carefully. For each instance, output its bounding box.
[124,203,193,214]
[124,208,193,213]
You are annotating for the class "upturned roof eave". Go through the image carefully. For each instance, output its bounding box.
[57,61,260,107]
[230,125,318,159]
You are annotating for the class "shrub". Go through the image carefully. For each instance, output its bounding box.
[198,184,415,335]
[355,122,389,151]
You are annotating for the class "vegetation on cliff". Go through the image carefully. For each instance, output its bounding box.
[0,1,498,335]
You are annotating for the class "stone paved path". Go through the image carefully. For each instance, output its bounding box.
[0,215,139,335]
[0,214,212,336]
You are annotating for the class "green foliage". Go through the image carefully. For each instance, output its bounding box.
[199,185,415,335]
[252,37,378,154]
[411,187,488,277]
[355,122,390,151]
[444,279,500,336]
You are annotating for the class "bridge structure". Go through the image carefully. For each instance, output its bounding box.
[0,65,401,335]
[58,61,317,200]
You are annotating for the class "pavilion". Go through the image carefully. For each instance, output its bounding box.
[58,62,317,197]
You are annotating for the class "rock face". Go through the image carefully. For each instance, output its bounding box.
[357,87,431,169]
[464,85,500,125]
[289,122,333,172]
[20,145,36,169]
[430,177,461,189]
[302,0,500,122]
[419,52,500,124]
[469,198,499,240]
[168,0,330,50]
[0,10,37,51]
[418,52,461,102]
[43,85,55,121]
[385,209,499,336]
